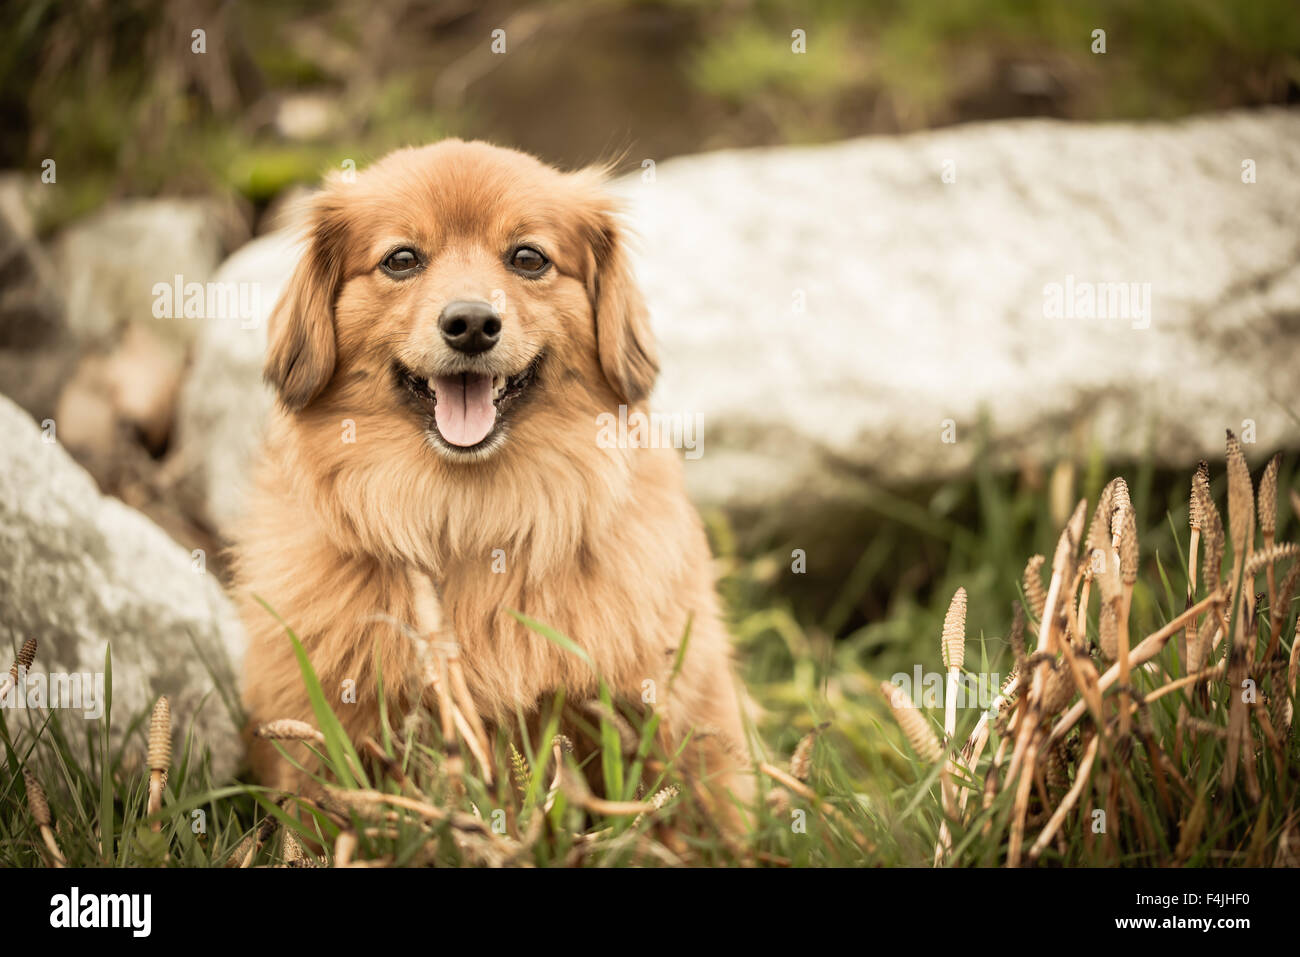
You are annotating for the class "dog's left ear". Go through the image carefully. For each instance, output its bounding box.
[573,177,658,406]
[264,191,348,411]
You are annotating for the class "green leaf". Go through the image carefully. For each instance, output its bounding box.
[255,595,367,790]
[509,610,595,670]
[99,643,113,865]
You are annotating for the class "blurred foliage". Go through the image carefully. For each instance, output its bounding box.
[1,0,1297,232]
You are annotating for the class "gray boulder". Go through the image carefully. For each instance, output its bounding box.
[173,231,298,535]
[176,108,1300,534]
[0,394,245,779]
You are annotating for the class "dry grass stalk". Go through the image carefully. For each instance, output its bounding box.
[1137,661,1226,707]
[542,734,571,813]
[956,679,1018,833]
[1006,500,1084,810]
[1286,616,1299,732]
[23,767,65,867]
[1259,453,1280,612]
[1115,507,1139,737]
[1174,795,1208,864]
[445,649,493,786]
[361,736,409,790]
[228,814,279,868]
[581,700,639,754]
[941,587,967,742]
[147,696,170,833]
[322,785,506,849]
[758,761,875,853]
[1222,431,1255,793]
[555,762,656,817]
[1049,590,1221,745]
[937,588,968,864]
[1027,731,1100,861]
[1266,560,1300,666]
[333,830,358,867]
[1181,462,1209,667]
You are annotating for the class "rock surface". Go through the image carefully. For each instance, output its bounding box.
[0,188,76,423]
[52,197,248,351]
[0,395,245,778]
[176,109,1300,533]
[173,231,300,534]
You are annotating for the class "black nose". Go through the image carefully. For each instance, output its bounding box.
[438,300,502,355]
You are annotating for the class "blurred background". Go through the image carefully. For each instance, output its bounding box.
[2,0,1299,796]
[4,0,1299,231]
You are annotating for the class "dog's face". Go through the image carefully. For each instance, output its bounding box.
[265,140,657,463]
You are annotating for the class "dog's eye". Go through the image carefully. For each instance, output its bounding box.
[381,248,422,276]
[509,246,549,275]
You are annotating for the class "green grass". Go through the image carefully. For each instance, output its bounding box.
[3,440,1297,867]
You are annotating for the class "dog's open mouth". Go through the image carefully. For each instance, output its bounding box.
[395,354,541,452]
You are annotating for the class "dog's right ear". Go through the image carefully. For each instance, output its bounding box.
[264,192,348,411]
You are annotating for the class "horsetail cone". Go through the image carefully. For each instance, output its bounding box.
[1023,555,1047,622]
[1195,467,1225,586]
[1189,461,1208,530]
[942,587,967,670]
[1118,509,1139,586]
[23,767,50,827]
[256,718,326,744]
[1259,453,1280,536]
[1041,663,1075,714]
[148,696,171,773]
[1099,600,1119,660]
[1087,482,1115,555]
[880,681,943,764]
[1060,499,1087,566]
[1108,476,1132,521]
[791,724,827,782]
[1224,430,1254,556]
[9,637,36,681]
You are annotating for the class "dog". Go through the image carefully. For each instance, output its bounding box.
[234,140,752,824]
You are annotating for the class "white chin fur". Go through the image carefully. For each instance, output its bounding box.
[426,426,507,462]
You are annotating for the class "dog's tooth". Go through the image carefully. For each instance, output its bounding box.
[427,377,437,394]
[493,374,506,397]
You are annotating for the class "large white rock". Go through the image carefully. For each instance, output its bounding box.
[0,395,246,778]
[175,109,1300,533]
[173,231,299,534]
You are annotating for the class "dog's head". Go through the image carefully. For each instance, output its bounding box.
[265,140,657,461]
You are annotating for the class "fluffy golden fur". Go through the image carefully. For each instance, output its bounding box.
[234,140,751,821]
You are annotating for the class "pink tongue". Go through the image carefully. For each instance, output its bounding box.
[433,373,496,446]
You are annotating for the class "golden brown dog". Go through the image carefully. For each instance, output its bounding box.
[234,140,751,822]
